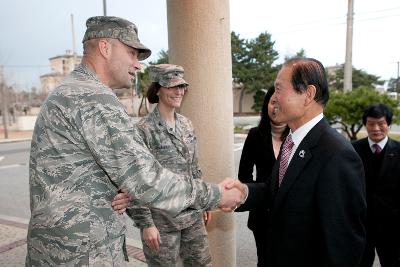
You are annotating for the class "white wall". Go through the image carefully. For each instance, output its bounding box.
[16,116,37,131]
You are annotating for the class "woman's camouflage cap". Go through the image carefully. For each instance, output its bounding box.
[149,64,189,88]
[82,16,151,60]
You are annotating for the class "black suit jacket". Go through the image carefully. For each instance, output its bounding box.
[352,137,400,246]
[241,118,367,267]
[238,126,276,231]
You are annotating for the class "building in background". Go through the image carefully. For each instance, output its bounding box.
[39,52,147,116]
[40,50,82,95]
[232,82,255,114]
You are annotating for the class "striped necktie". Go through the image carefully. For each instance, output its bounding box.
[278,134,294,186]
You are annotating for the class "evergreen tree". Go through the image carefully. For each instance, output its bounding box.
[231,31,279,112]
[387,77,400,93]
[325,87,399,140]
[328,67,384,91]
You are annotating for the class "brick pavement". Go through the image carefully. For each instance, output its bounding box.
[0,216,147,266]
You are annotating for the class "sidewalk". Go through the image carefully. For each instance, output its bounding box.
[0,215,147,266]
[0,130,32,143]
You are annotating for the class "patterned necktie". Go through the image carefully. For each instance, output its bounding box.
[372,143,382,154]
[278,134,294,186]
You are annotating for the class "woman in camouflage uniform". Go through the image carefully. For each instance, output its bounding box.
[129,64,212,266]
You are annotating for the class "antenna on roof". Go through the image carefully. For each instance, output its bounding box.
[103,0,107,16]
[70,14,77,66]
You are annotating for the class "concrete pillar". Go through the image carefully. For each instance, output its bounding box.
[167,1,235,266]
[344,0,354,91]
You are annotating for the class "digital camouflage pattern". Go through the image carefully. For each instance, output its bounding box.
[129,106,212,266]
[128,106,204,231]
[149,64,188,88]
[26,64,221,266]
[82,16,151,60]
[141,217,212,267]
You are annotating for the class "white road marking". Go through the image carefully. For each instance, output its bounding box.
[0,163,28,170]
[0,214,29,224]
[234,143,244,152]
[0,156,4,162]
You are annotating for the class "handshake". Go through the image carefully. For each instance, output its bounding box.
[112,178,248,214]
[218,178,248,212]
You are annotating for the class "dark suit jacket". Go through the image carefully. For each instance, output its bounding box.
[352,137,400,247]
[241,118,367,267]
[238,126,276,231]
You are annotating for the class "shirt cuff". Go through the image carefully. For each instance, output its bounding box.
[240,184,249,205]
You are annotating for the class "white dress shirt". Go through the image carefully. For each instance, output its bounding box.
[287,113,324,165]
[368,136,388,153]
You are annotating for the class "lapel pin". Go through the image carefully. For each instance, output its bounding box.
[299,150,305,158]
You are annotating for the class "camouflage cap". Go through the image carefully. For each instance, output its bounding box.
[149,64,189,88]
[82,16,151,60]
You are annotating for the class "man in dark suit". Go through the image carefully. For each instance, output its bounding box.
[232,58,367,267]
[353,104,400,267]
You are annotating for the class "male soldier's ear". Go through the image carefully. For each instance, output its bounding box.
[98,39,112,59]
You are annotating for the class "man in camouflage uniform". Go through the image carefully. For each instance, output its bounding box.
[26,16,245,266]
[129,64,212,266]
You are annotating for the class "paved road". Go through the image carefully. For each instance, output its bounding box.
[0,141,30,220]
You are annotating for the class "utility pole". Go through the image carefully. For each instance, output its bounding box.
[103,0,107,16]
[397,61,399,92]
[0,66,9,139]
[343,0,354,91]
[71,14,77,67]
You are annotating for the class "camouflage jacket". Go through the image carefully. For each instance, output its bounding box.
[128,106,203,231]
[26,64,221,266]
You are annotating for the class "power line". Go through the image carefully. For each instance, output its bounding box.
[240,4,397,37]
[272,6,400,31]
[356,6,400,15]
[269,12,399,36]
[355,13,400,23]
[2,65,50,69]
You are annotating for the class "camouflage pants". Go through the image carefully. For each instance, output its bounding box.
[141,217,212,267]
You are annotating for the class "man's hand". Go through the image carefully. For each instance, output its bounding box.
[143,226,161,251]
[111,191,130,214]
[218,178,248,212]
[221,178,247,193]
[203,211,212,226]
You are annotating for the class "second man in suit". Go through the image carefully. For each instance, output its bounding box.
[353,103,400,267]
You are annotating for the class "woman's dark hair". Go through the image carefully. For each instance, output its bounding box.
[147,82,161,104]
[258,86,289,141]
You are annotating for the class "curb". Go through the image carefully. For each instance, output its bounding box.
[0,138,32,144]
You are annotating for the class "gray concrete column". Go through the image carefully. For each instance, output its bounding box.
[167,1,236,266]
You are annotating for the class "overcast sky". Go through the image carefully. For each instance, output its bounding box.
[0,0,399,90]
